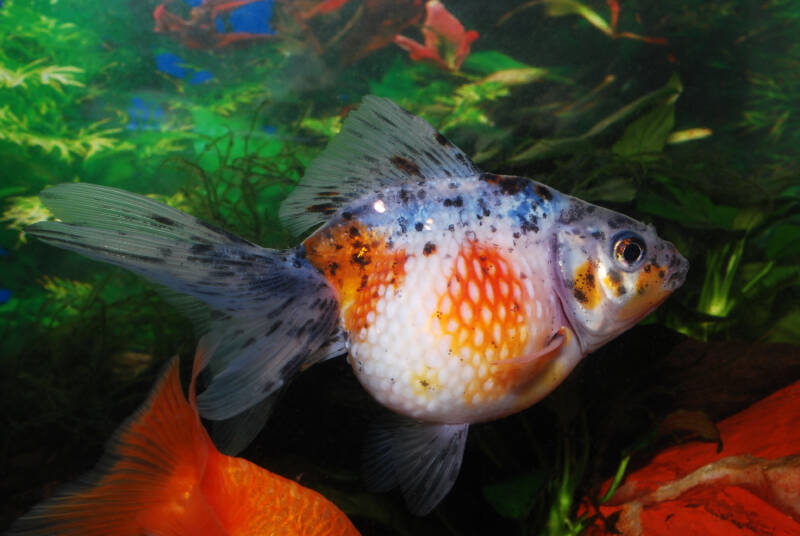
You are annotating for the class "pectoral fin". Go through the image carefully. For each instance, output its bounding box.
[491,326,567,369]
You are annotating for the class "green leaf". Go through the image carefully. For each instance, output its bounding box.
[482,471,546,519]
[511,74,682,163]
[462,51,531,75]
[636,188,738,229]
[612,103,675,160]
[766,223,800,260]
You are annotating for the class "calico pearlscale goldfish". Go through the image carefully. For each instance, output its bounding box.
[7,340,360,536]
[27,96,688,514]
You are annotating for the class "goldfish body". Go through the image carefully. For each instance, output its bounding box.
[7,345,360,536]
[28,96,688,514]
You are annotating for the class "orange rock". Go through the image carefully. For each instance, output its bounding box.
[583,381,800,535]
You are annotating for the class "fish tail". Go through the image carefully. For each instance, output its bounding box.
[27,183,341,447]
[6,356,226,536]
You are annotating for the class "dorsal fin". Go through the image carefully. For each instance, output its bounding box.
[279,95,480,236]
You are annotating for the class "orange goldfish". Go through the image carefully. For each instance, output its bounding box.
[6,342,360,536]
[28,96,687,514]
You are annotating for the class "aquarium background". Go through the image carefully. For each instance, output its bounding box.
[1,0,799,534]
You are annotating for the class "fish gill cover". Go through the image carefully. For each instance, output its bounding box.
[1,0,799,535]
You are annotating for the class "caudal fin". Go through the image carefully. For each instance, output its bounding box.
[6,357,225,536]
[27,183,341,427]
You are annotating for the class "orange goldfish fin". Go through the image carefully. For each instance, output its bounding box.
[7,357,226,536]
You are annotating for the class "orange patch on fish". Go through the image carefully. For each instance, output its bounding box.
[432,242,547,404]
[305,221,406,334]
[572,260,602,309]
[617,263,669,321]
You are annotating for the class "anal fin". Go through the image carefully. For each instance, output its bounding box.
[363,414,468,515]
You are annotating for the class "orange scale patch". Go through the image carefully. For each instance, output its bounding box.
[432,242,535,404]
[304,221,406,335]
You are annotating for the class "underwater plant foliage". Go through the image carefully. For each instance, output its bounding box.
[1,0,799,534]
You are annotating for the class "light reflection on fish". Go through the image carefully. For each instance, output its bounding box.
[28,96,688,515]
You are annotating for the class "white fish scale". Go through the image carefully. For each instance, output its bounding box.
[346,218,563,423]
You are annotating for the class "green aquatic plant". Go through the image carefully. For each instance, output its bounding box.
[2,195,52,244]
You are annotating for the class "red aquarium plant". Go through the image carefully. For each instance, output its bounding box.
[393,0,479,71]
[583,381,800,535]
[154,0,274,50]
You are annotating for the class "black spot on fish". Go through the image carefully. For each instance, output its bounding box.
[535,184,553,201]
[435,132,452,146]
[391,156,422,177]
[480,173,529,196]
[573,288,588,304]
[190,243,214,254]
[423,242,437,256]
[591,230,606,240]
[374,112,397,127]
[241,337,256,349]
[328,262,339,276]
[607,216,633,229]
[349,226,360,238]
[159,247,173,257]
[398,216,408,234]
[342,211,353,221]
[352,252,371,266]
[415,222,424,232]
[448,224,455,232]
[153,215,176,226]
[308,203,336,214]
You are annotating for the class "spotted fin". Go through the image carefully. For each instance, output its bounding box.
[27,183,339,422]
[363,414,468,515]
[209,329,346,455]
[279,95,480,236]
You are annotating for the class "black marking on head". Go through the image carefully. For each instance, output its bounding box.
[415,222,424,232]
[607,216,634,229]
[423,242,437,256]
[558,203,588,224]
[573,288,588,304]
[391,156,422,177]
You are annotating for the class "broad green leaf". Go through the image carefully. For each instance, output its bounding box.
[612,103,675,160]
[766,223,800,260]
[462,50,531,75]
[512,74,682,163]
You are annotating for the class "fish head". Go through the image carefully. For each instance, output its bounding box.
[552,199,688,354]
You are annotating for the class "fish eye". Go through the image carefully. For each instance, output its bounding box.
[612,232,646,270]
